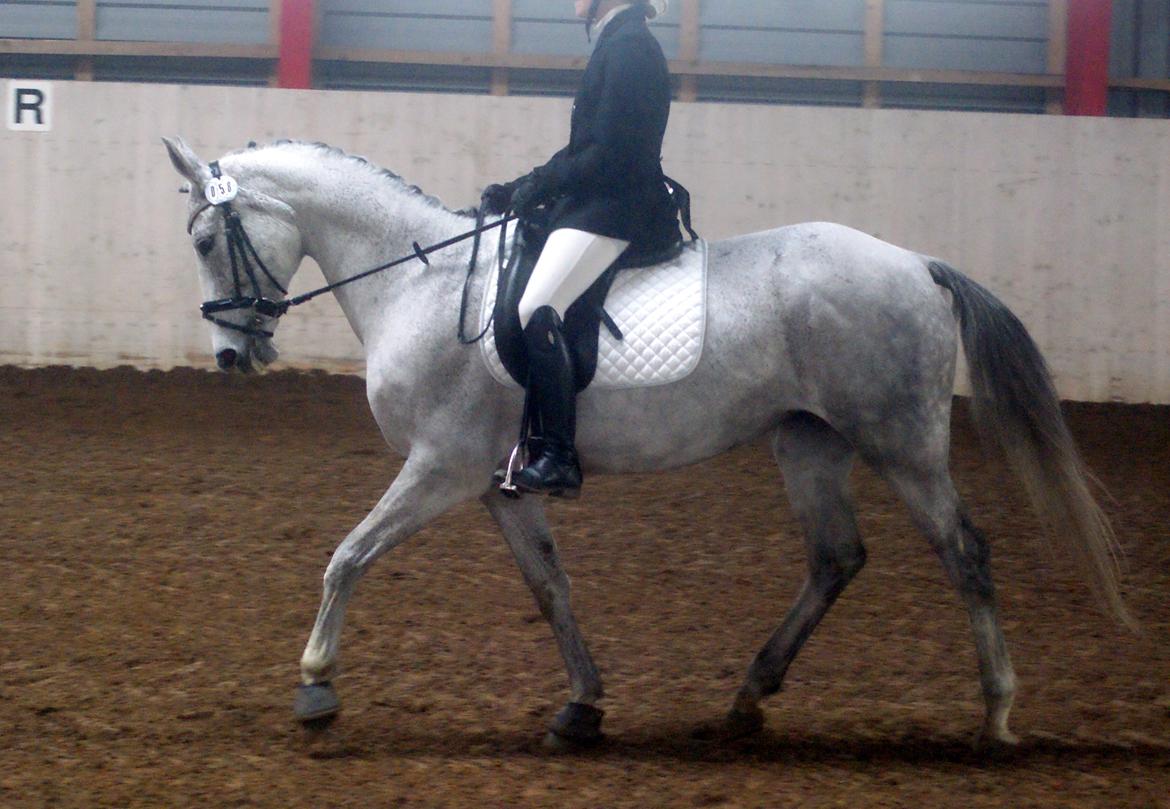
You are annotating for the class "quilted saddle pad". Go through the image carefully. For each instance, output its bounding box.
[480,240,709,390]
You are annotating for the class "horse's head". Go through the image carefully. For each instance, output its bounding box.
[163,137,303,374]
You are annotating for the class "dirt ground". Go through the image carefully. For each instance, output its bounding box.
[0,365,1168,808]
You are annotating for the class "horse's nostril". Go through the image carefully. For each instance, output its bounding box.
[216,349,238,370]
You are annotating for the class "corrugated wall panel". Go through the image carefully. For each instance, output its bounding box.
[0,0,78,39]
[699,1,865,30]
[884,0,1049,72]
[317,62,492,93]
[318,0,492,51]
[697,0,865,65]
[884,37,1048,72]
[94,0,270,44]
[701,29,864,66]
[881,81,1047,112]
[92,56,271,85]
[321,15,491,51]
[1110,0,1170,117]
[513,20,680,58]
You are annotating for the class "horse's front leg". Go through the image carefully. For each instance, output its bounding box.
[294,455,483,725]
[482,491,604,746]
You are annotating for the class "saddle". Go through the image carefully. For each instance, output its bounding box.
[491,217,685,392]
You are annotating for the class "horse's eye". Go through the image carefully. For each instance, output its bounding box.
[196,236,215,256]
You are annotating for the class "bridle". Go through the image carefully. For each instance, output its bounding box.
[191,161,289,339]
[189,162,515,343]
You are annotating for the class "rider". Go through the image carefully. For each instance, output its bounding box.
[484,0,680,498]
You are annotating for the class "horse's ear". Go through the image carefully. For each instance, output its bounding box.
[163,136,209,184]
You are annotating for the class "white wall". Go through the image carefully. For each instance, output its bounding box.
[2,81,1168,402]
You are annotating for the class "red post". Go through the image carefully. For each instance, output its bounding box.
[277,0,315,89]
[1064,0,1112,115]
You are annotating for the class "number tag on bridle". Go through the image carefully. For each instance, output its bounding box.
[204,175,239,205]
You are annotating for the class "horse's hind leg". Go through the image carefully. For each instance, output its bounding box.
[879,454,1018,750]
[482,491,604,745]
[726,413,866,735]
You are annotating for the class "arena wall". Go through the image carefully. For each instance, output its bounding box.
[1,80,1167,403]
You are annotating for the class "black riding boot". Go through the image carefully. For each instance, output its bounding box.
[514,306,583,498]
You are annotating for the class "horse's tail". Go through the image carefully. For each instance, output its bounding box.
[926,260,1134,629]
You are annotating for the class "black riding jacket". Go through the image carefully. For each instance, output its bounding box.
[524,5,680,252]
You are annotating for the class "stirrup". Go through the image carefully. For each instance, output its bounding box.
[497,441,527,499]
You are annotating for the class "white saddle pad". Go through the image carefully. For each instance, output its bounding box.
[480,240,708,390]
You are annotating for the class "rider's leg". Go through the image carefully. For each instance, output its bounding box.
[514,229,628,497]
[518,229,629,328]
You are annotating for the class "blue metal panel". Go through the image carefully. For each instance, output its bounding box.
[1109,0,1170,116]
[0,53,78,77]
[511,0,572,22]
[321,0,488,15]
[512,19,599,56]
[513,18,680,58]
[701,29,865,67]
[93,55,270,85]
[95,2,270,44]
[697,76,865,106]
[885,1,1049,39]
[317,60,491,94]
[1111,0,1139,77]
[1135,0,1169,77]
[512,0,680,23]
[884,35,1048,73]
[699,1,865,31]
[0,1,78,39]
[320,15,492,51]
[882,81,1047,113]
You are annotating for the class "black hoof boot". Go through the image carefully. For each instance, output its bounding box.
[544,702,605,749]
[295,682,341,730]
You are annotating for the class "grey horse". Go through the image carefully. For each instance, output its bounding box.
[164,137,1128,750]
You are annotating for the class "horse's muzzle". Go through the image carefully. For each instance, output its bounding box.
[216,348,241,371]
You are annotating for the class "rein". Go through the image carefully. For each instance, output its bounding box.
[194,164,514,341]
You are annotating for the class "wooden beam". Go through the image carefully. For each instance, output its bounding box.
[76,0,96,81]
[268,0,283,87]
[491,0,512,96]
[1046,0,1068,113]
[677,0,701,102]
[863,0,884,108]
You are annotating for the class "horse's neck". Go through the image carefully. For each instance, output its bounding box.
[253,150,474,347]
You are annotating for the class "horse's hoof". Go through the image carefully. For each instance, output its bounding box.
[692,706,765,744]
[295,682,341,725]
[974,727,1020,758]
[546,702,604,747]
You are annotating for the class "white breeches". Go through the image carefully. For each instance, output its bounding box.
[518,228,631,329]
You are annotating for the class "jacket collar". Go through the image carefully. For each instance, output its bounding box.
[593,4,647,44]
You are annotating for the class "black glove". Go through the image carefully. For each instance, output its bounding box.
[481,182,516,215]
[510,176,549,217]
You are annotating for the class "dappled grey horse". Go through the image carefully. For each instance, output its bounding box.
[165,138,1128,750]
